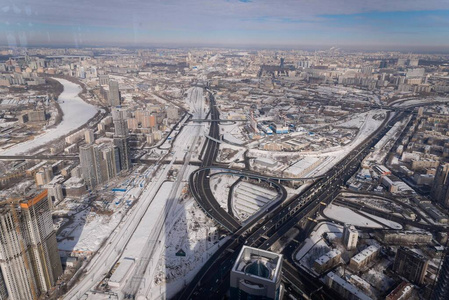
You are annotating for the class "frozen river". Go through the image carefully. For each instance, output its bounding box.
[1,78,98,155]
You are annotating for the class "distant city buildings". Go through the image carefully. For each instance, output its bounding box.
[112,107,131,172]
[112,108,129,137]
[84,129,95,144]
[99,74,110,86]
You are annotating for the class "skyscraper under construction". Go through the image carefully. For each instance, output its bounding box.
[0,190,62,300]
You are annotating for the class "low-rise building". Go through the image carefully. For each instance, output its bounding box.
[377,231,433,245]
[313,249,341,274]
[386,281,414,300]
[325,272,372,300]
[349,245,379,270]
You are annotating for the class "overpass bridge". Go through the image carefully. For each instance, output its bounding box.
[190,119,247,123]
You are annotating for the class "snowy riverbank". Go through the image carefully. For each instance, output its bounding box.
[0,78,98,155]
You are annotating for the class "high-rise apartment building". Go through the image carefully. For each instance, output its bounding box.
[113,137,131,172]
[79,143,101,189]
[393,247,428,285]
[98,74,109,86]
[84,129,95,144]
[0,190,63,300]
[432,252,449,300]
[108,80,121,107]
[79,142,121,190]
[112,108,128,137]
[111,107,131,172]
[431,163,449,208]
[343,224,358,250]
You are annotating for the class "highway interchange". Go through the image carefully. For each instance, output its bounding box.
[177,89,411,299]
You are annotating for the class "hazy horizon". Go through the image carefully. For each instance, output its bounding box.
[1,0,449,52]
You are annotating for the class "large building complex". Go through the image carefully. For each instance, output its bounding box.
[0,191,62,300]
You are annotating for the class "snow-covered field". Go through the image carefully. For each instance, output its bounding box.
[1,78,98,155]
[361,212,403,229]
[210,174,238,210]
[221,122,245,145]
[295,222,343,268]
[233,181,277,221]
[150,201,226,300]
[323,205,383,228]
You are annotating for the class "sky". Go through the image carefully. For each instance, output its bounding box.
[1,0,449,51]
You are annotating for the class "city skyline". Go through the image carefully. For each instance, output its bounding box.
[1,0,449,51]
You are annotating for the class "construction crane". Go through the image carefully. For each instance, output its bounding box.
[5,197,38,300]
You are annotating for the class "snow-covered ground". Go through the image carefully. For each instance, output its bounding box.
[295,222,343,268]
[361,212,403,229]
[210,174,238,210]
[58,208,121,254]
[150,201,227,300]
[323,204,383,228]
[1,78,98,155]
[57,168,154,255]
[221,122,245,145]
[233,181,278,221]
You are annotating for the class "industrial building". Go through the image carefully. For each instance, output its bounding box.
[230,246,283,300]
